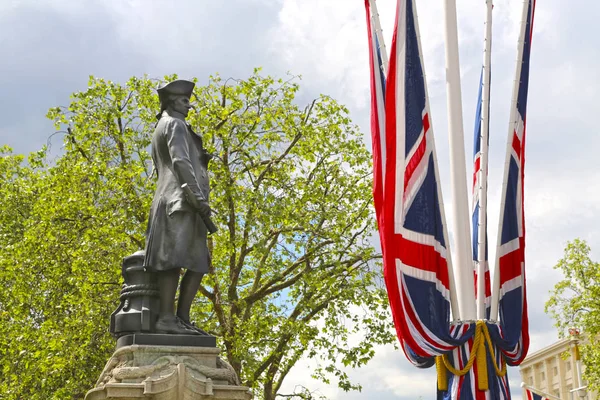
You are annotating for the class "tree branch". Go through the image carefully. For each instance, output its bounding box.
[198,285,216,302]
[119,91,134,112]
[243,239,334,305]
[242,231,281,323]
[66,127,91,162]
[258,292,336,396]
[115,115,127,165]
[252,99,316,191]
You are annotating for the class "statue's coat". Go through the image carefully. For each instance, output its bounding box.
[143,110,211,273]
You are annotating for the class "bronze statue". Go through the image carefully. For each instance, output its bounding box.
[98,81,248,400]
[142,79,214,335]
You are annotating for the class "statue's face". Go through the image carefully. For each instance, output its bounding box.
[171,95,192,117]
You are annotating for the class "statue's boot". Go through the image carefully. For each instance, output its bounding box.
[155,316,198,335]
[179,318,209,335]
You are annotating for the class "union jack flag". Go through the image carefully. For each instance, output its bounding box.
[493,0,535,365]
[381,0,461,359]
[525,388,549,400]
[367,0,479,390]
[364,0,535,397]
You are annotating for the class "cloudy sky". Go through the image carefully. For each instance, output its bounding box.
[1,0,598,398]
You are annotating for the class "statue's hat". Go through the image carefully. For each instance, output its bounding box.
[157,79,195,106]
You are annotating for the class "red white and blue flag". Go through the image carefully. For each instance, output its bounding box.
[365,1,486,396]
[378,1,505,394]
[364,0,535,397]
[380,0,467,360]
[490,0,535,366]
[525,388,549,400]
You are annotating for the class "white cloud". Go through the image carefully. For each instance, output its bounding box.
[268,0,371,109]
[277,339,437,400]
[348,347,436,399]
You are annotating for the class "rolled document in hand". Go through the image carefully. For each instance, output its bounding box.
[181,183,218,234]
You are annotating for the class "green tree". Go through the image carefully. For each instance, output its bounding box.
[545,238,600,391]
[0,70,394,400]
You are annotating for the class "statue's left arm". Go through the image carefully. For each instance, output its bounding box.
[164,118,205,201]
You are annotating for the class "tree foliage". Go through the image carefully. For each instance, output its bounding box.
[0,70,394,399]
[545,238,600,391]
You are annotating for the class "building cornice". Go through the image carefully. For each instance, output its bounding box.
[520,337,579,368]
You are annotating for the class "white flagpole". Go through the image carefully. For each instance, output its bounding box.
[476,0,493,320]
[369,0,389,75]
[490,0,530,320]
[443,0,477,320]
[412,0,460,321]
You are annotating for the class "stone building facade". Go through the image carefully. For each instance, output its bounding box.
[519,331,594,400]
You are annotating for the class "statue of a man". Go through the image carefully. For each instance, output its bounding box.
[143,79,213,335]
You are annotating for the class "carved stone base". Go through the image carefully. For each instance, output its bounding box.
[85,345,251,400]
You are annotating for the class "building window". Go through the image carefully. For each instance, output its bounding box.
[541,371,545,381]
[566,362,571,371]
[553,366,558,376]
[529,377,534,385]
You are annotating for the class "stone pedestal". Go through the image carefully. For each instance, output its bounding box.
[85,344,251,400]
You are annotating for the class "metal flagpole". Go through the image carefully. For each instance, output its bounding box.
[412,0,460,321]
[443,0,477,320]
[369,0,389,75]
[476,0,493,320]
[490,0,530,320]
[574,341,587,398]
